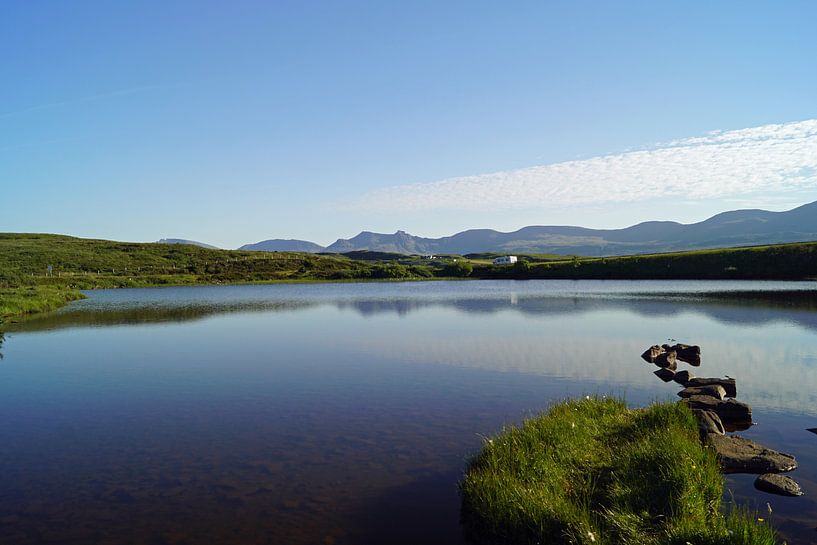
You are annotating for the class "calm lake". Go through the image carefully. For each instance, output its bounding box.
[2,280,817,545]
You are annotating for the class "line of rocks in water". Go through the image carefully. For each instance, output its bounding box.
[641,343,803,497]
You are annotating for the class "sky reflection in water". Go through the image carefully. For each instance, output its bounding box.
[1,280,817,544]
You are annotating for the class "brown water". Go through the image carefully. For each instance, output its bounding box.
[1,280,817,544]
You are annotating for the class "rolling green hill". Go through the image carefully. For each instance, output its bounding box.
[2,233,816,321]
[0,233,455,319]
[476,241,817,280]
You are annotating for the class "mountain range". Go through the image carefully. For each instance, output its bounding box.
[187,200,817,256]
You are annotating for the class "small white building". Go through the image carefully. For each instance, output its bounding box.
[493,255,518,265]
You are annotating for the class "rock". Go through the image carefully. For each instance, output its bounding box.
[677,385,727,400]
[754,473,804,496]
[654,368,675,382]
[685,377,736,398]
[692,409,725,435]
[673,370,695,385]
[708,434,797,474]
[641,345,663,363]
[655,350,677,371]
[681,396,751,431]
[669,344,701,366]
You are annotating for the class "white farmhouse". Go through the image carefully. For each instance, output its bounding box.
[493,255,518,265]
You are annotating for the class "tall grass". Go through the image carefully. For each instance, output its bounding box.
[0,287,85,320]
[460,397,778,545]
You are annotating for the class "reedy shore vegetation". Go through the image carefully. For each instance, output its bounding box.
[0,287,86,319]
[460,397,778,545]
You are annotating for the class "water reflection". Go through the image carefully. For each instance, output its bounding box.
[7,285,817,334]
[2,281,817,545]
[6,301,317,332]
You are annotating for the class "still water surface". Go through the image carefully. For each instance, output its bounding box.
[2,280,817,544]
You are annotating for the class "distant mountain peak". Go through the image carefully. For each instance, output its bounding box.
[243,199,817,257]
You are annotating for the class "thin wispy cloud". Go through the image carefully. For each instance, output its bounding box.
[346,120,817,212]
[0,84,174,120]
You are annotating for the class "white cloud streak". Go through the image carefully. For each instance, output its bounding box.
[347,119,817,211]
[0,84,175,120]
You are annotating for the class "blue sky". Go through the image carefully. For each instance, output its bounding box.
[2,1,817,248]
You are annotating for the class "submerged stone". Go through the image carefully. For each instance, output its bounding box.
[673,370,695,385]
[708,434,797,474]
[754,473,803,496]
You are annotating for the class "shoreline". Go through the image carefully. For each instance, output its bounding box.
[3,276,817,324]
[0,276,474,323]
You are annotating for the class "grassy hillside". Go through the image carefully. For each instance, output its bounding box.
[474,241,817,280]
[2,233,816,320]
[0,233,460,319]
[0,233,373,288]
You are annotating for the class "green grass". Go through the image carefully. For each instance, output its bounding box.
[0,286,86,320]
[0,233,473,320]
[460,397,778,545]
[474,241,817,280]
[2,233,816,320]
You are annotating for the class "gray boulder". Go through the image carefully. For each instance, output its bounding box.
[654,368,675,382]
[682,396,751,431]
[708,434,797,474]
[678,385,727,400]
[692,409,725,435]
[673,370,695,385]
[685,377,736,398]
[668,343,701,366]
[655,350,677,371]
[641,345,663,363]
[754,473,804,496]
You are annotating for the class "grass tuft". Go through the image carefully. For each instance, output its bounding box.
[460,397,778,545]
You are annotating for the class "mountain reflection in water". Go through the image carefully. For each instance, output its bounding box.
[9,286,817,333]
[2,281,817,545]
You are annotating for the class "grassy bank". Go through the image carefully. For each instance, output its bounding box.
[0,287,86,322]
[0,233,473,320]
[2,233,816,321]
[475,241,817,280]
[460,397,777,545]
